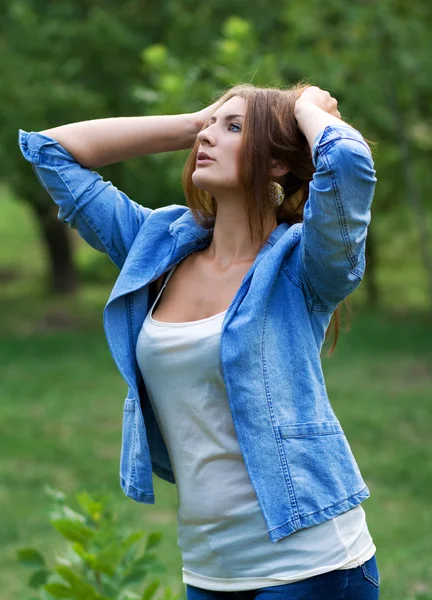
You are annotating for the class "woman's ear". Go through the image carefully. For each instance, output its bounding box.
[270,158,290,178]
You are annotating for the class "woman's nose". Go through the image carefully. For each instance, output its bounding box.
[197,127,214,145]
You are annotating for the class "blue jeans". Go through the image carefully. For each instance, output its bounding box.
[186,554,380,600]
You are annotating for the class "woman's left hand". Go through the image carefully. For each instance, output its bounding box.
[295,86,341,120]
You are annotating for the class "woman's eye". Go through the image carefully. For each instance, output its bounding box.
[229,123,241,132]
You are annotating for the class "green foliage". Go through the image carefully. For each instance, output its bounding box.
[133,15,287,201]
[17,486,182,600]
[1,188,431,599]
[2,1,432,302]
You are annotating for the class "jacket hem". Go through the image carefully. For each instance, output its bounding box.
[120,475,155,503]
[268,485,371,543]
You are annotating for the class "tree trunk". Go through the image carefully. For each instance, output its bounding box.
[30,201,79,295]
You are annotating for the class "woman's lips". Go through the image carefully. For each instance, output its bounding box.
[196,158,215,165]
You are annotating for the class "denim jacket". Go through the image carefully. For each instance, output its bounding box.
[19,123,377,544]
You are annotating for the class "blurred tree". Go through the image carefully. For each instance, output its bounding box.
[0,0,167,292]
[134,0,432,309]
[277,0,432,309]
[2,0,431,307]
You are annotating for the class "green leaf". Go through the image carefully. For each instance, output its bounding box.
[75,491,104,522]
[132,553,158,565]
[162,588,174,600]
[120,593,141,600]
[62,507,86,523]
[145,532,162,551]
[41,587,57,600]
[51,519,94,544]
[93,547,119,576]
[129,553,165,576]
[93,562,115,577]
[121,568,148,586]
[141,579,160,600]
[49,505,86,524]
[132,553,165,571]
[122,531,146,551]
[54,565,98,597]
[28,568,50,588]
[43,583,75,599]
[17,548,46,568]
[54,564,84,585]
[120,531,146,564]
[71,542,93,562]
[148,564,166,574]
[96,578,118,597]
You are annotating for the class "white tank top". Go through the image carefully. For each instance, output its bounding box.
[135,263,376,592]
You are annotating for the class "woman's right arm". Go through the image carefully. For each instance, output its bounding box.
[18,110,208,269]
[39,113,202,170]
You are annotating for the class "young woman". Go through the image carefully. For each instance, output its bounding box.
[19,82,380,599]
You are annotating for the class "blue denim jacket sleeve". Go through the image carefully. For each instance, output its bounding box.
[300,124,377,311]
[18,129,152,269]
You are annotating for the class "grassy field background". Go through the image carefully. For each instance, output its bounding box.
[1,189,431,600]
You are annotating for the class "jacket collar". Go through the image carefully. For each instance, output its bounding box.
[106,209,296,309]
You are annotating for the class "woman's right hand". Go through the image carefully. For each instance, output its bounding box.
[193,100,222,132]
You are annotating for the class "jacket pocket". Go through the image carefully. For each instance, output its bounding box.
[278,420,366,516]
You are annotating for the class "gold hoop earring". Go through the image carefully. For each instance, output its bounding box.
[268,181,285,207]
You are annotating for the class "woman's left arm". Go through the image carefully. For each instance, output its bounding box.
[294,89,377,311]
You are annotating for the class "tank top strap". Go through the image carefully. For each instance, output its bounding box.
[149,263,178,316]
[161,262,178,292]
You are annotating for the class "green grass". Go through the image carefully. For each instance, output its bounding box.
[1,188,432,600]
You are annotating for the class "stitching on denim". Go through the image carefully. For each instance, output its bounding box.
[310,303,334,313]
[172,225,210,244]
[352,265,364,280]
[74,206,123,263]
[309,264,362,313]
[129,403,137,487]
[281,264,319,313]
[361,560,380,587]
[281,263,302,289]
[268,486,369,535]
[126,294,139,375]
[29,148,42,165]
[52,165,124,263]
[300,486,370,520]
[305,140,369,312]
[261,298,300,523]
[336,134,371,155]
[317,127,371,155]
[280,431,343,439]
[120,477,154,499]
[320,142,356,270]
[123,398,135,412]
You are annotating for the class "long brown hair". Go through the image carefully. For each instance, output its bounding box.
[182,81,367,355]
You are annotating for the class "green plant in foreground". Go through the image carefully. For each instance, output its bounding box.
[17,486,183,600]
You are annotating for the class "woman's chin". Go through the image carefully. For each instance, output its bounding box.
[192,173,213,193]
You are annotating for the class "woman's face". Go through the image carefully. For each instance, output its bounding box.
[192,95,246,195]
